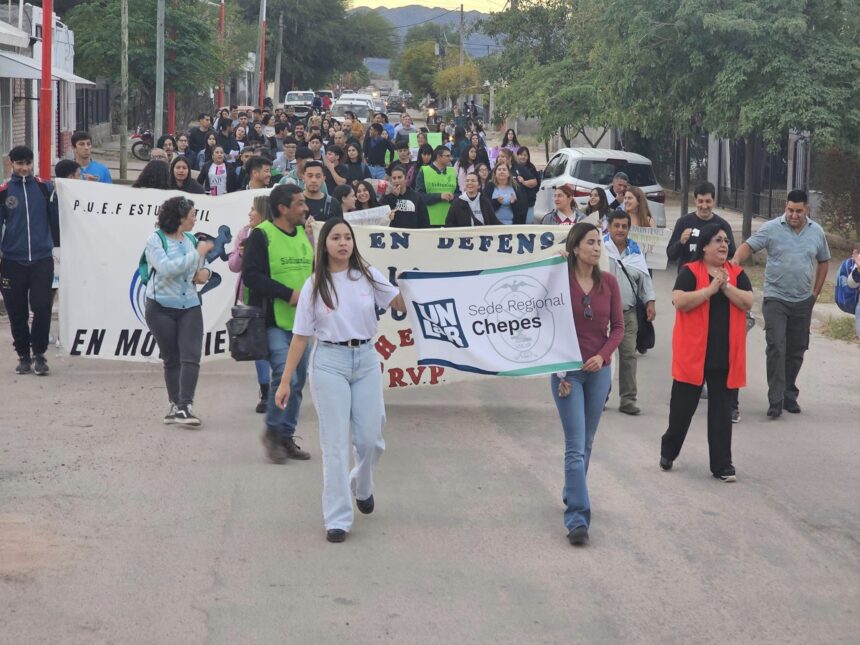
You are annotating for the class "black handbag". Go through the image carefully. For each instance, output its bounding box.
[226,304,268,361]
[617,260,656,353]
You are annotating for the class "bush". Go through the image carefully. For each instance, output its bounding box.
[811,148,860,241]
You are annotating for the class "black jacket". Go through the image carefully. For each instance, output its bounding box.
[445,194,501,227]
[482,181,528,224]
[197,161,240,194]
[381,188,430,228]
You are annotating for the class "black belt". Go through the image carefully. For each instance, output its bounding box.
[324,339,371,347]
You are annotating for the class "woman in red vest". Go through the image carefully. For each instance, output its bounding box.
[660,224,753,481]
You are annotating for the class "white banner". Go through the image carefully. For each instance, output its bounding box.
[629,226,671,271]
[398,256,582,376]
[57,180,268,362]
[343,205,391,227]
[57,181,608,388]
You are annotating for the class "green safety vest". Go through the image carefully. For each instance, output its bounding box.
[257,220,314,331]
[422,164,458,226]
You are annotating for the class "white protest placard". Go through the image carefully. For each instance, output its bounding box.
[398,256,582,376]
[343,205,391,227]
[629,226,672,271]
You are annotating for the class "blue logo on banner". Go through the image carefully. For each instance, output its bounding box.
[413,298,468,348]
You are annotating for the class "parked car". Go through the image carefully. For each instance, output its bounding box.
[283,90,315,118]
[317,89,334,104]
[534,148,666,227]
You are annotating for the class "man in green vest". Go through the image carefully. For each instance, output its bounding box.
[242,184,315,464]
[417,145,457,227]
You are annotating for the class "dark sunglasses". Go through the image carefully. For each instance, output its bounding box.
[582,295,593,320]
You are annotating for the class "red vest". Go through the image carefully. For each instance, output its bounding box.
[672,260,747,388]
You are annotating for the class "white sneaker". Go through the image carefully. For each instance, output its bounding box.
[163,403,179,425]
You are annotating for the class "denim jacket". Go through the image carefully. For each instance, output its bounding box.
[144,231,204,309]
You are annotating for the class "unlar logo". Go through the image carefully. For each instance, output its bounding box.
[413,298,468,348]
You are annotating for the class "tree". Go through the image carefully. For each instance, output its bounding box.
[433,62,481,102]
[398,42,438,99]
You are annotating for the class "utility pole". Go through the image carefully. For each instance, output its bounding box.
[154,0,165,140]
[459,4,464,67]
[273,12,283,106]
[38,0,53,179]
[254,0,267,108]
[217,0,225,108]
[120,0,128,180]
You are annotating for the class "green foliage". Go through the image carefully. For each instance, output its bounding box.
[812,148,860,240]
[66,0,229,94]
[433,62,481,99]
[398,42,438,99]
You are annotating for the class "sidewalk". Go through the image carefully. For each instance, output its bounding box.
[90,136,148,183]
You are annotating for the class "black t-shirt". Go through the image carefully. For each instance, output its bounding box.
[512,163,539,207]
[305,194,343,221]
[667,212,737,273]
[323,164,348,194]
[674,267,752,370]
[188,127,214,154]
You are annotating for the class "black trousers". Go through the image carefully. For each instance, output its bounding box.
[0,257,54,358]
[763,296,814,406]
[661,369,733,474]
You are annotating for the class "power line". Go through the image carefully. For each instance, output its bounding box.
[386,9,457,30]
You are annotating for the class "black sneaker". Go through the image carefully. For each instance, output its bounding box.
[731,408,741,423]
[783,400,801,414]
[255,384,269,414]
[283,436,310,460]
[262,430,288,464]
[356,495,375,515]
[174,405,201,428]
[660,456,673,471]
[767,404,782,419]
[15,356,32,374]
[567,525,589,546]
[32,354,49,376]
[713,467,737,483]
[163,403,179,425]
[326,529,347,543]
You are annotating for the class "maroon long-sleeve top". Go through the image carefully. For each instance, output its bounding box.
[568,271,625,364]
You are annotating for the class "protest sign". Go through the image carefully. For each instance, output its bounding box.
[343,206,391,227]
[628,226,672,270]
[398,256,582,376]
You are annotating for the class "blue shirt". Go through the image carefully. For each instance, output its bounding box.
[79,159,113,183]
[144,232,204,309]
[492,185,516,225]
[745,214,830,302]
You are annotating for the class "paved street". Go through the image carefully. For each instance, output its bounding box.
[1,263,858,644]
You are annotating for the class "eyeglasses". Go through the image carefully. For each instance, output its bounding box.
[582,295,593,320]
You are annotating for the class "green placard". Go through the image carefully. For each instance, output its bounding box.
[409,132,443,149]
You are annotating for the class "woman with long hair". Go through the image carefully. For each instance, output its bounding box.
[623,186,655,228]
[343,142,371,185]
[474,162,490,191]
[132,160,171,189]
[552,223,623,546]
[332,184,357,213]
[197,146,238,195]
[247,121,267,145]
[274,218,406,543]
[482,163,527,225]
[502,128,520,151]
[513,146,540,224]
[585,187,611,232]
[143,196,214,427]
[197,132,218,169]
[354,180,379,210]
[169,157,204,194]
[539,185,588,226]
[228,194,272,414]
[455,145,479,193]
[408,143,434,189]
[660,223,752,482]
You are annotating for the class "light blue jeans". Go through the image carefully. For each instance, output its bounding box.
[550,366,612,531]
[254,358,270,385]
[311,342,386,532]
[266,327,309,439]
[525,206,534,224]
[368,165,386,180]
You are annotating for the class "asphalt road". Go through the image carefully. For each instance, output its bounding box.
[1,267,858,644]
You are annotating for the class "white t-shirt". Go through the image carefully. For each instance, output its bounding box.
[293,266,399,342]
[208,163,228,195]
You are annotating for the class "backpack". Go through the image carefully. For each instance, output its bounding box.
[138,230,198,285]
[834,258,860,314]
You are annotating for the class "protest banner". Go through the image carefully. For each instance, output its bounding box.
[57,181,598,387]
[628,226,672,271]
[398,256,582,376]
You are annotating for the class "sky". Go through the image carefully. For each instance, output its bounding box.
[351,1,507,12]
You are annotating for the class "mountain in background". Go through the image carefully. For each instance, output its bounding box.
[353,4,500,77]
